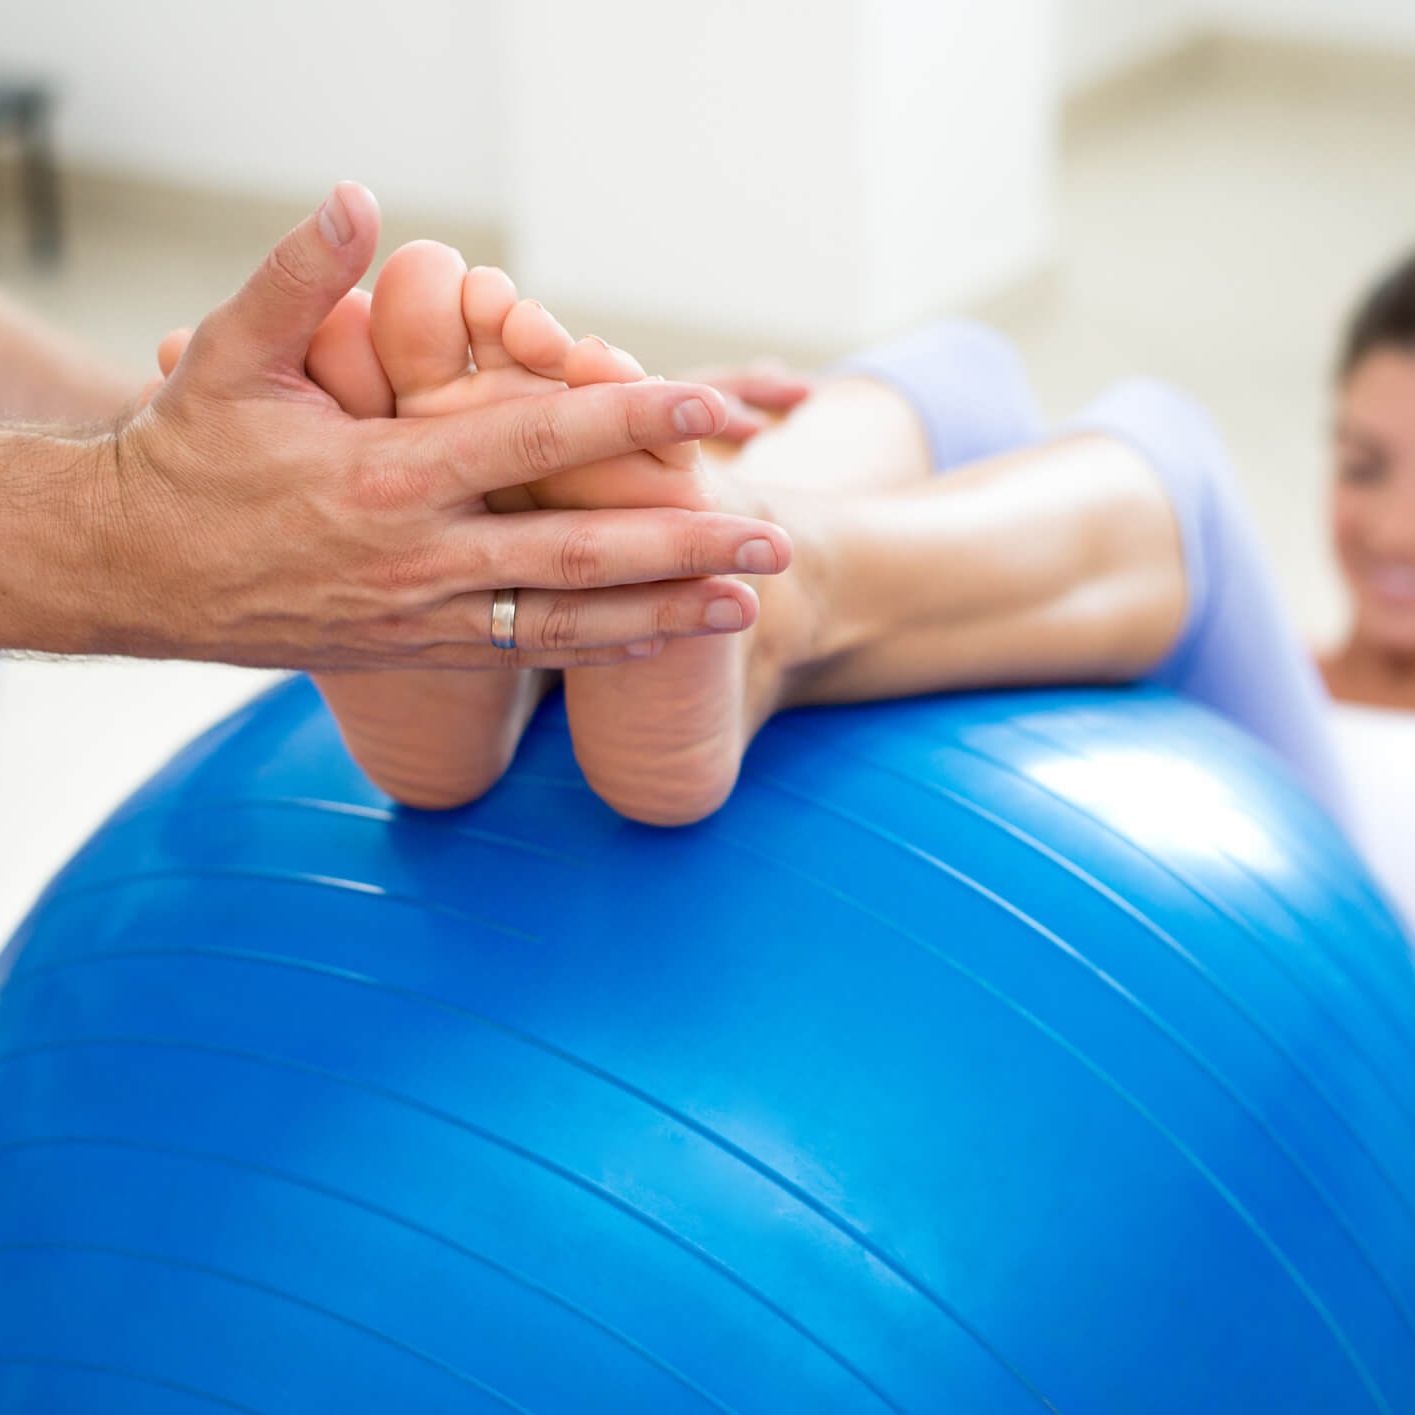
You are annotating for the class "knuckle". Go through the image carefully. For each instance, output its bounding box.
[674,513,717,577]
[618,385,653,450]
[555,525,605,589]
[347,447,425,514]
[261,238,322,299]
[513,403,571,478]
[537,593,583,652]
[652,591,684,639]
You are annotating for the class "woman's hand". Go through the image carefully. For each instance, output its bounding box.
[682,358,816,444]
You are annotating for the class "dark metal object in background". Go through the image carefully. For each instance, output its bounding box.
[0,80,61,263]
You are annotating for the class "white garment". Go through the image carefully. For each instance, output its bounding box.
[1328,701,1415,933]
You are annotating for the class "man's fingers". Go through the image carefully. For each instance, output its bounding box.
[134,375,165,410]
[198,181,380,377]
[411,640,663,671]
[134,329,194,410]
[383,379,732,502]
[337,576,763,669]
[415,577,761,659]
[438,506,792,592]
[156,328,193,378]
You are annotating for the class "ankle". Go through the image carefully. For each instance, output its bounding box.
[744,485,860,710]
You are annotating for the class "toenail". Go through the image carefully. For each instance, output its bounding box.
[587,335,611,350]
[735,538,778,575]
[705,597,746,631]
[673,397,714,436]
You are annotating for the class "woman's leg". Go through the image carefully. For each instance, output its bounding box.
[561,320,1051,824]
[735,431,1189,736]
[635,326,1186,802]
[731,376,1344,825]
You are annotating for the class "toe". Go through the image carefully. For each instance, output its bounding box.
[462,265,519,370]
[307,288,395,418]
[370,240,471,402]
[563,334,646,388]
[501,298,576,380]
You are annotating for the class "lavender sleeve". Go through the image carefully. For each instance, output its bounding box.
[1067,379,1347,821]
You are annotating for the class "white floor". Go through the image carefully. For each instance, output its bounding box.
[4,44,1415,941]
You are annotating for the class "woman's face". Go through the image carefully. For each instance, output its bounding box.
[1333,346,1415,655]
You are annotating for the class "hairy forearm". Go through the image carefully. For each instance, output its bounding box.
[781,435,1188,708]
[0,292,140,425]
[0,425,127,655]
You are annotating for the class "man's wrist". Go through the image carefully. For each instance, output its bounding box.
[0,425,134,655]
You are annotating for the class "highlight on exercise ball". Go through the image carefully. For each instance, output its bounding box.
[1,676,1413,1412]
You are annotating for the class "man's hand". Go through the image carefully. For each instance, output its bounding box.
[0,184,791,670]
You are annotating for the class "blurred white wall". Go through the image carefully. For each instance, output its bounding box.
[11,0,1415,246]
[1219,0,1415,46]
[1062,0,1415,93]
[1062,0,1197,91]
[7,0,507,223]
[506,0,1058,345]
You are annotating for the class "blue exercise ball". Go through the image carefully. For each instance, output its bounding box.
[1,678,1413,1413]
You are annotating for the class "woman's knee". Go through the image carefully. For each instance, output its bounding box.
[837,318,1044,467]
[1081,376,1237,497]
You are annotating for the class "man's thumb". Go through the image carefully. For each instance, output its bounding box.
[206,181,380,375]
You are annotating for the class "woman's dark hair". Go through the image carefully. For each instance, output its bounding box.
[1340,249,1415,379]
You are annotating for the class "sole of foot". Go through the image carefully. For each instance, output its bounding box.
[306,242,768,821]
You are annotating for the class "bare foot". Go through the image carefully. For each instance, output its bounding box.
[474,288,771,825]
[304,242,768,817]
[540,347,832,824]
[304,253,551,809]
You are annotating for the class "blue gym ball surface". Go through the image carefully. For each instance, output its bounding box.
[1,677,1413,1412]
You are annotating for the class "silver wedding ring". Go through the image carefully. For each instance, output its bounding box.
[490,587,519,651]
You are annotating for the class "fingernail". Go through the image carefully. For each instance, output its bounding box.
[735,538,778,574]
[317,186,355,247]
[705,597,746,631]
[586,335,611,350]
[626,639,663,658]
[673,396,714,437]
